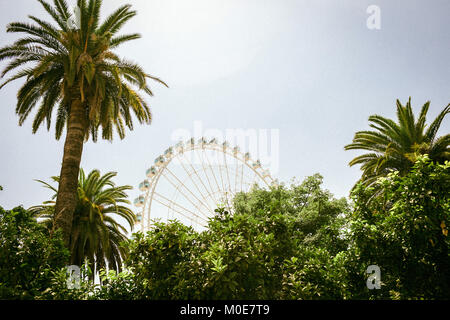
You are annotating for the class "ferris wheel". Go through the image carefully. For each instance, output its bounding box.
[133,137,276,231]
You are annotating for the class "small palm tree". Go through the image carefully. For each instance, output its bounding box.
[345,98,449,187]
[30,168,136,274]
[0,0,167,246]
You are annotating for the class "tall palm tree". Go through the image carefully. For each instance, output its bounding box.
[345,98,449,187]
[0,0,167,246]
[30,168,136,273]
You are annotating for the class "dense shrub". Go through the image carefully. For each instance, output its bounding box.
[349,156,450,299]
[2,160,448,300]
[125,174,351,299]
[0,206,69,299]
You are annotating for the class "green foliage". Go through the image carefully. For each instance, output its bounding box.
[281,249,350,299]
[349,155,450,299]
[35,263,142,300]
[2,161,448,300]
[38,263,138,300]
[125,174,351,300]
[0,206,69,299]
[126,221,198,299]
[37,263,96,300]
[94,268,139,300]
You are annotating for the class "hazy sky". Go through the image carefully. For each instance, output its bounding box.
[0,0,449,211]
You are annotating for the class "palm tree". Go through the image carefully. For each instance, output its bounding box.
[0,0,167,246]
[30,168,136,273]
[345,98,449,188]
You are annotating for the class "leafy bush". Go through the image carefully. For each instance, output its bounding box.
[126,221,197,299]
[125,174,351,300]
[0,206,69,299]
[94,268,140,300]
[349,156,450,299]
[3,161,447,300]
[37,264,96,300]
[281,249,351,299]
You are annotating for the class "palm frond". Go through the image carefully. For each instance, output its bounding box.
[346,98,450,192]
[32,168,136,272]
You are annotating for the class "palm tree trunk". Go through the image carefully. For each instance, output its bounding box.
[52,99,86,246]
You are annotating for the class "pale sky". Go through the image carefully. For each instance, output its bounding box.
[0,0,449,214]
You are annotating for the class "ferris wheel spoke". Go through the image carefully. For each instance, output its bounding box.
[240,161,244,192]
[197,148,222,204]
[250,171,258,189]
[234,160,239,195]
[223,152,234,199]
[181,150,219,206]
[160,170,211,219]
[154,191,207,223]
[167,183,184,220]
[164,166,213,216]
[193,151,220,206]
[169,171,215,220]
[153,192,208,225]
[218,166,225,199]
[174,154,215,213]
[206,149,226,200]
